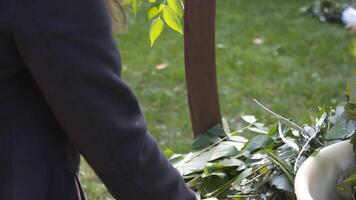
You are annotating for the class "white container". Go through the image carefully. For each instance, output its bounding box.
[294,140,355,200]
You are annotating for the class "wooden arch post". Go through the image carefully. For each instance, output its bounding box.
[184,0,221,137]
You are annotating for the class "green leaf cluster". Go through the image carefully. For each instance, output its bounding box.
[123,0,184,46]
[166,102,356,199]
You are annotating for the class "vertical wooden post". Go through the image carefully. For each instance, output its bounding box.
[184,0,221,137]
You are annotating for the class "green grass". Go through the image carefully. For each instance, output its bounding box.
[80,0,356,199]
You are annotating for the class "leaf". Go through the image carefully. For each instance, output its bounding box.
[232,168,254,186]
[175,142,238,175]
[222,118,231,136]
[214,158,245,168]
[243,134,273,153]
[270,174,294,193]
[228,136,248,150]
[241,115,257,124]
[202,170,228,179]
[248,123,268,134]
[325,118,349,140]
[164,148,174,157]
[329,106,345,124]
[278,122,300,152]
[147,4,163,20]
[149,17,164,46]
[315,112,327,131]
[167,153,185,165]
[303,125,316,138]
[191,134,221,151]
[191,125,226,150]
[148,0,156,2]
[208,142,239,161]
[132,0,138,16]
[264,149,295,184]
[167,0,184,18]
[162,5,183,34]
[197,175,230,196]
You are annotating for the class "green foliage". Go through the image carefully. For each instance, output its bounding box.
[124,0,184,46]
[149,17,164,46]
[167,100,356,199]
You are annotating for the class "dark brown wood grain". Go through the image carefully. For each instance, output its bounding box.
[184,0,221,137]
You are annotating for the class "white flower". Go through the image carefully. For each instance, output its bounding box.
[342,7,356,30]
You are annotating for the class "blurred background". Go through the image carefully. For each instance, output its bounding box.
[80,0,355,199]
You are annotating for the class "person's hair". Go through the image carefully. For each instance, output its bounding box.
[107,0,127,33]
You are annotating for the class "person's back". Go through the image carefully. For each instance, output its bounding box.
[0,0,196,199]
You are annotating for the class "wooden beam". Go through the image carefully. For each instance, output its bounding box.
[184,0,221,137]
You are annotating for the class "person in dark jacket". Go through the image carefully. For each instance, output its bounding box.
[0,0,197,199]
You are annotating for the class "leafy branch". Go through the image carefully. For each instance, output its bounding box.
[166,100,355,199]
[122,0,184,46]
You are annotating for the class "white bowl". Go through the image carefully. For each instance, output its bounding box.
[294,140,355,200]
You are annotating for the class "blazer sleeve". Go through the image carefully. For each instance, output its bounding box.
[12,0,196,199]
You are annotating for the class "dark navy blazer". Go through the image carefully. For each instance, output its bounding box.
[0,0,196,199]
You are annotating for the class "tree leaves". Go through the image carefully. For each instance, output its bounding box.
[162,5,183,34]
[167,0,184,18]
[123,0,184,46]
[147,4,164,20]
[149,17,164,46]
[174,141,240,175]
[171,103,355,199]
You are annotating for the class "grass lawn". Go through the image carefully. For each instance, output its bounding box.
[80,0,356,199]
